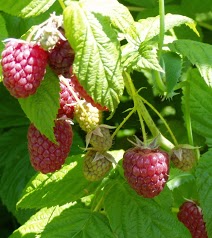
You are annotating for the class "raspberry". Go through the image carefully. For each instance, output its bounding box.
[70,67,108,111]
[1,39,48,98]
[178,201,208,238]
[48,39,75,77]
[123,147,169,198]
[171,145,197,171]
[86,125,113,151]
[74,101,102,132]
[83,150,112,181]
[58,79,79,119]
[27,120,73,174]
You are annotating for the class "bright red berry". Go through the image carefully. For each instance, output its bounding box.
[58,79,79,119]
[70,67,108,111]
[1,39,48,98]
[178,201,208,238]
[27,120,73,174]
[48,39,75,77]
[123,147,169,198]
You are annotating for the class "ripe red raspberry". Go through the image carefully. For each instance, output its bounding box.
[48,39,75,77]
[27,120,73,174]
[83,150,112,181]
[74,100,103,132]
[1,39,48,98]
[178,201,208,238]
[70,67,108,111]
[58,79,79,119]
[171,145,197,171]
[123,147,169,198]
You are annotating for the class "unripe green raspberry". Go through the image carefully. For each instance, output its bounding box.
[86,125,113,152]
[171,145,197,171]
[74,101,102,132]
[83,150,112,181]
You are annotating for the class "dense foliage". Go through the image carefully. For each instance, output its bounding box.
[0,0,212,237]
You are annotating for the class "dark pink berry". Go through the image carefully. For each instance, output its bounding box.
[123,147,169,198]
[58,79,79,119]
[1,40,48,98]
[48,39,75,78]
[27,120,73,174]
[178,201,208,238]
[70,67,108,111]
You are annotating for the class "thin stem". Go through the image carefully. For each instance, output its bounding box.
[111,108,136,140]
[140,96,178,146]
[158,0,165,59]
[183,81,194,146]
[93,195,104,212]
[197,21,212,31]
[153,70,166,93]
[127,6,145,12]
[136,107,147,144]
[58,0,66,9]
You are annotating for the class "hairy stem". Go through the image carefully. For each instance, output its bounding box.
[123,71,174,150]
[140,96,178,146]
[111,108,136,140]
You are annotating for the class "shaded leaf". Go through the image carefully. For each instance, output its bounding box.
[188,69,212,146]
[104,178,191,238]
[0,127,35,215]
[0,84,29,128]
[169,40,212,87]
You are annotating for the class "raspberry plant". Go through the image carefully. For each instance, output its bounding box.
[0,0,212,237]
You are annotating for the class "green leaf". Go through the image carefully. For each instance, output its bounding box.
[17,155,99,209]
[122,42,163,72]
[169,40,212,87]
[104,178,191,238]
[167,168,198,207]
[18,67,60,142]
[195,149,212,237]
[0,0,56,18]
[9,204,72,238]
[10,205,115,238]
[188,69,212,146]
[136,13,199,43]
[0,127,35,215]
[63,2,124,111]
[181,0,212,18]
[81,0,137,42]
[0,84,29,128]
[161,52,182,97]
[41,208,114,237]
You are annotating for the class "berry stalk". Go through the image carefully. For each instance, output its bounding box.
[123,71,174,151]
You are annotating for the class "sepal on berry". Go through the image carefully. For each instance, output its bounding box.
[85,124,115,151]
[171,144,198,171]
[83,150,114,181]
